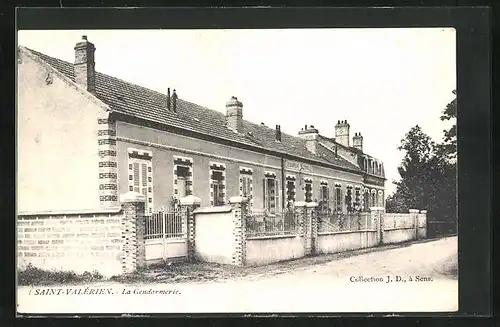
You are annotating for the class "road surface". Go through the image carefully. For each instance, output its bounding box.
[17,237,458,314]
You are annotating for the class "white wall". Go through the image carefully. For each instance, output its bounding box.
[246,235,305,266]
[317,231,378,254]
[17,51,104,212]
[194,207,234,264]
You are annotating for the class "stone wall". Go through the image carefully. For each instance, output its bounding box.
[17,191,147,277]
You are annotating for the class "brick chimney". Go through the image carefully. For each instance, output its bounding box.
[226,96,243,133]
[74,35,96,93]
[335,120,350,147]
[353,132,363,151]
[298,125,319,154]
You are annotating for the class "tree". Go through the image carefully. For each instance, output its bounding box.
[386,90,457,235]
[438,89,457,160]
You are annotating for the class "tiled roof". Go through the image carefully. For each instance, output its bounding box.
[23,47,361,173]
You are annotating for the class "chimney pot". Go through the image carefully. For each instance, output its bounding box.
[167,88,171,111]
[172,89,177,113]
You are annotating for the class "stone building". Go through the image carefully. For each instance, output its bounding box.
[17,36,386,216]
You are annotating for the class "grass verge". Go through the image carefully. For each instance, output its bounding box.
[18,263,104,286]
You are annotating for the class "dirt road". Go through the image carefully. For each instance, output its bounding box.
[17,237,458,314]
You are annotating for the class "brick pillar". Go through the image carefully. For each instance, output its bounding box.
[294,201,307,251]
[409,209,419,240]
[370,207,385,245]
[306,202,319,255]
[120,191,146,274]
[180,195,201,261]
[229,196,248,266]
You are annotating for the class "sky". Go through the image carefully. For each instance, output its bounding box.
[17,29,456,195]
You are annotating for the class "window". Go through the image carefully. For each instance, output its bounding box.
[345,187,353,212]
[363,190,370,212]
[173,156,193,202]
[319,184,330,212]
[128,149,153,214]
[354,188,361,211]
[371,190,376,207]
[239,167,253,210]
[176,166,190,198]
[286,180,296,209]
[210,163,226,206]
[378,190,384,207]
[263,173,280,214]
[304,179,313,202]
[335,185,342,212]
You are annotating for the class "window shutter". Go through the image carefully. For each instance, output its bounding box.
[275,179,280,212]
[133,162,140,193]
[263,178,267,211]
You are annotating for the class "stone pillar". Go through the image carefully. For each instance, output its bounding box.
[419,210,428,239]
[409,209,420,240]
[120,191,146,274]
[294,201,308,251]
[180,195,201,261]
[370,207,385,245]
[229,196,248,266]
[306,202,319,255]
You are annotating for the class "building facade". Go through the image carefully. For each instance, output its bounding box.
[17,36,386,216]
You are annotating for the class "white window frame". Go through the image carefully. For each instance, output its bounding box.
[173,156,194,201]
[127,149,154,214]
[239,167,253,210]
[210,162,226,206]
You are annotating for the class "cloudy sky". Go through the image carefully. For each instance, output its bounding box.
[17,29,456,195]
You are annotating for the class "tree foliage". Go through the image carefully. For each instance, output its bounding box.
[386,90,457,232]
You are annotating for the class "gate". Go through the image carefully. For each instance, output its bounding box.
[144,208,187,261]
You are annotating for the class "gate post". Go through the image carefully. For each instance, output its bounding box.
[120,191,146,273]
[180,195,201,261]
[294,202,308,253]
[306,202,319,255]
[409,209,420,240]
[229,196,248,266]
[370,207,385,245]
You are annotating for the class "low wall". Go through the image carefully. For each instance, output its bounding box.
[317,230,378,254]
[383,228,416,244]
[246,235,305,266]
[194,206,235,265]
[17,209,124,277]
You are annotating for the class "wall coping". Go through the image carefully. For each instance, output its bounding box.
[246,234,297,240]
[318,229,377,236]
[120,191,146,203]
[229,196,247,204]
[409,209,420,213]
[306,202,318,208]
[17,207,122,216]
[180,195,201,206]
[420,210,428,214]
[370,207,385,211]
[384,227,416,231]
[194,206,232,214]
[294,201,308,207]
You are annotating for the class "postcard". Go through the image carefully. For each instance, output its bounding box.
[16,27,458,315]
